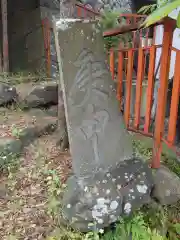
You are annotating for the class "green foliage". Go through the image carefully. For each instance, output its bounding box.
[177,11,180,27]
[85,231,100,240]
[101,211,166,240]
[163,154,180,176]
[122,213,151,239]
[133,139,152,160]
[44,168,64,217]
[167,222,180,239]
[11,125,22,138]
[0,152,19,173]
[0,71,48,85]
[97,10,132,51]
[157,0,171,8]
[142,0,180,27]
[174,223,180,234]
[138,4,157,14]
[142,203,168,231]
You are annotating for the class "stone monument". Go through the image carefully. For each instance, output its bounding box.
[54,19,153,232]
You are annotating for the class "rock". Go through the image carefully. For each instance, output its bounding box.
[16,81,58,108]
[45,105,58,117]
[152,165,180,205]
[50,129,69,150]
[63,158,153,232]
[0,83,18,106]
[0,109,57,167]
[0,137,22,170]
[0,137,22,156]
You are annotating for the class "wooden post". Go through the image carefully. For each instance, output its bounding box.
[152,18,175,168]
[144,45,156,133]
[1,0,9,72]
[124,49,133,127]
[134,47,144,129]
[117,48,123,102]
[167,51,180,145]
[109,48,114,80]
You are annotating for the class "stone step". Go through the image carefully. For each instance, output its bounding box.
[0,81,59,109]
[16,81,58,108]
[0,109,57,167]
[0,82,18,106]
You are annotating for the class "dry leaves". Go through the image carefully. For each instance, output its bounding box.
[0,134,72,240]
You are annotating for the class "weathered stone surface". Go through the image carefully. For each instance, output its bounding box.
[0,83,18,106]
[53,19,154,231]
[40,0,60,9]
[16,82,58,108]
[0,138,22,170]
[0,137,22,156]
[63,158,153,232]
[50,128,69,149]
[45,105,58,117]
[55,20,133,177]
[152,165,180,205]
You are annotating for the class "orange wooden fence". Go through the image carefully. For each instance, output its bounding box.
[105,17,180,168]
[43,6,180,168]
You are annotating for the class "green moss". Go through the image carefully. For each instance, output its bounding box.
[97,10,132,51]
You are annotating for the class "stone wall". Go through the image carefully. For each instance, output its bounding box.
[8,9,45,72]
[8,0,45,72]
[7,0,60,75]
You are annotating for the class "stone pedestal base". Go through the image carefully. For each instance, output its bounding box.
[62,158,153,232]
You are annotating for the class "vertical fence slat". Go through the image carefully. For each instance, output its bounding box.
[77,7,82,18]
[134,48,144,129]
[132,31,136,47]
[83,7,87,18]
[124,49,133,127]
[144,45,156,133]
[167,51,180,145]
[117,50,123,102]
[152,19,175,168]
[109,48,114,80]
[139,29,142,47]
[126,17,131,24]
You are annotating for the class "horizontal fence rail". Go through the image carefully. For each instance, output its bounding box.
[75,2,100,18]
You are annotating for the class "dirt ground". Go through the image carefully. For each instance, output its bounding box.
[0,134,72,240]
